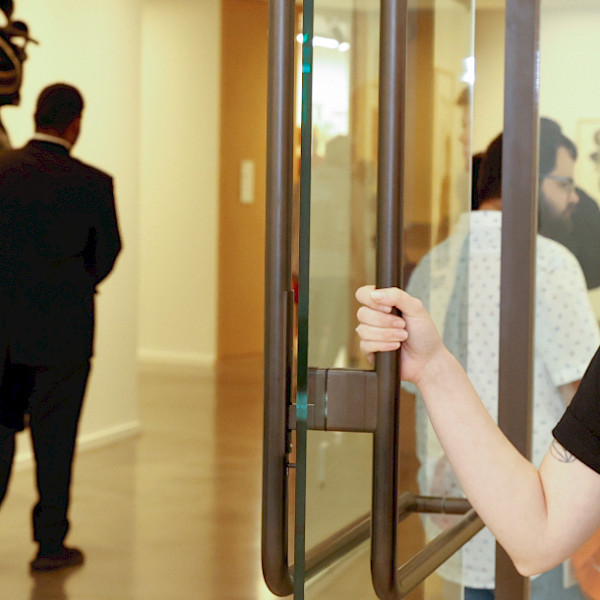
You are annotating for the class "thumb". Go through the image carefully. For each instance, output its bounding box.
[369,287,425,316]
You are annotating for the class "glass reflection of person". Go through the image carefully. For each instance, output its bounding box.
[403,121,599,599]
[472,118,600,291]
[537,118,600,291]
[537,118,581,241]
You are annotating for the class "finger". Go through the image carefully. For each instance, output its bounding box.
[356,285,412,313]
[362,350,375,365]
[355,285,392,312]
[369,287,426,317]
[356,306,406,329]
[356,322,408,344]
[355,284,375,301]
[360,339,401,356]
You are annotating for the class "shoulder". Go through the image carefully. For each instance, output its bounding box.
[536,235,582,274]
[0,146,32,167]
[406,232,464,298]
[0,147,41,184]
[67,157,114,198]
[69,156,113,184]
[535,236,591,310]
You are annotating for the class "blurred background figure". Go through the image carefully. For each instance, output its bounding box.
[408,120,599,599]
[0,0,37,149]
[538,118,600,291]
[472,117,600,291]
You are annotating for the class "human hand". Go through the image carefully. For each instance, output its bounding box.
[354,285,444,385]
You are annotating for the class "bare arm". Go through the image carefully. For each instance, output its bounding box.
[355,285,600,575]
[559,380,580,406]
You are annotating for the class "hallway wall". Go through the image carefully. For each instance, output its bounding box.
[2,0,142,461]
[472,8,504,154]
[473,6,600,162]
[217,0,268,358]
[138,0,222,371]
[539,7,600,186]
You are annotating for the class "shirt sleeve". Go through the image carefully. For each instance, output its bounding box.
[553,345,600,474]
[535,241,600,387]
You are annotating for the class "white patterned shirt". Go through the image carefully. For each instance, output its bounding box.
[406,210,600,589]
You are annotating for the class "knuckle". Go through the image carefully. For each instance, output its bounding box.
[412,297,424,311]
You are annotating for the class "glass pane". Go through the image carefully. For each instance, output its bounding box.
[305,4,379,372]
[402,1,476,600]
[536,2,600,599]
[295,0,479,599]
[303,0,379,592]
[291,1,600,598]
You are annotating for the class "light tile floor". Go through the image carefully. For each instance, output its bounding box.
[0,357,285,600]
[0,356,430,600]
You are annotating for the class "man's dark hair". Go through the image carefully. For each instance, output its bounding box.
[539,117,577,179]
[476,118,577,204]
[476,133,502,203]
[471,153,484,210]
[34,83,84,133]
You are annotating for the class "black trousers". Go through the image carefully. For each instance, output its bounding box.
[0,361,90,552]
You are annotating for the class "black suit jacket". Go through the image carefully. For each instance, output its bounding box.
[0,139,121,366]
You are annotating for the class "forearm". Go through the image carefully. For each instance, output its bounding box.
[355,285,600,572]
[416,346,561,575]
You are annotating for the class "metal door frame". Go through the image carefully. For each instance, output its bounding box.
[263,1,541,599]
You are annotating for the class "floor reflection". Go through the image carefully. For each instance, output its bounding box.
[29,566,81,600]
[0,356,281,600]
[0,356,424,599]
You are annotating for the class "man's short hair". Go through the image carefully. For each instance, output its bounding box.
[476,118,577,204]
[476,133,502,203]
[34,83,84,133]
[539,117,577,179]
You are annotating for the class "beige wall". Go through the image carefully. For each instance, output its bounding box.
[138,0,221,370]
[3,0,142,462]
[539,6,600,182]
[3,0,224,461]
[217,0,267,359]
[472,9,504,154]
[473,7,600,158]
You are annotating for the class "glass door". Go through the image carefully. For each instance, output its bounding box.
[264,0,482,598]
[301,0,378,597]
[262,1,573,599]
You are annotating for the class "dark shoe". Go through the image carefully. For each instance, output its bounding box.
[30,546,84,572]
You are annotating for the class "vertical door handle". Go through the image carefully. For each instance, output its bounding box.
[496,1,540,599]
[370,2,483,598]
[262,0,296,595]
[370,1,408,597]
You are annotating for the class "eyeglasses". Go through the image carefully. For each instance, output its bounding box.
[544,174,576,194]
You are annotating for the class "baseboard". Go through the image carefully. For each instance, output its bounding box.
[14,420,142,471]
[137,349,215,376]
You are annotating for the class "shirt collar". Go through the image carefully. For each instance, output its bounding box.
[31,132,73,151]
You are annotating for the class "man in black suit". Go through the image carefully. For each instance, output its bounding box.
[0,83,121,571]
